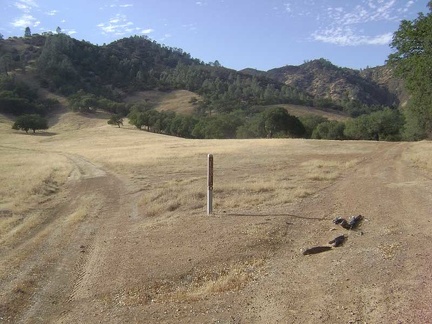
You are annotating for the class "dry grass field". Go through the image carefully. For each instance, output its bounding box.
[263,103,350,121]
[125,90,199,114]
[1,110,432,323]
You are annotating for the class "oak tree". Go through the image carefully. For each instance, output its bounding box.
[388,1,432,137]
[12,114,48,133]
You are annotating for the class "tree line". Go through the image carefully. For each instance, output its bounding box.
[119,105,404,141]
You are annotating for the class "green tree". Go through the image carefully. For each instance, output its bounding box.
[402,108,426,140]
[169,115,197,137]
[299,114,329,138]
[127,108,146,129]
[370,108,405,141]
[12,114,48,133]
[312,120,346,140]
[37,34,79,94]
[192,113,243,139]
[344,115,371,140]
[24,27,31,37]
[261,107,305,138]
[107,115,123,127]
[0,53,13,74]
[344,108,404,141]
[388,2,432,137]
[68,90,97,113]
[56,26,62,34]
[236,116,261,138]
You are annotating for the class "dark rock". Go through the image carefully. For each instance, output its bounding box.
[329,235,346,247]
[333,215,363,230]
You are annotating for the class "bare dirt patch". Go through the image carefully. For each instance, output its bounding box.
[1,112,431,323]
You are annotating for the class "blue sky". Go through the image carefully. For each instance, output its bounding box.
[0,0,428,71]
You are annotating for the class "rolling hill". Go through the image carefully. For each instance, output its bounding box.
[1,33,408,140]
[241,58,406,108]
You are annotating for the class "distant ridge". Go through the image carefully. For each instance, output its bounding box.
[241,58,406,108]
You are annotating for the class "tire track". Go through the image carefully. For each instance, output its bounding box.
[0,153,128,323]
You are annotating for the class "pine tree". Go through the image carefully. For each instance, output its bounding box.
[24,27,31,37]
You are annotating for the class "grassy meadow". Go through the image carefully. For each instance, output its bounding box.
[1,110,432,237]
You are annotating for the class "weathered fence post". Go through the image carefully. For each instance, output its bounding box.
[207,154,213,215]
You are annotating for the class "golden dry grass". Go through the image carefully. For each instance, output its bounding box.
[264,103,350,121]
[125,90,200,114]
[169,257,266,301]
[0,147,71,212]
[402,141,432,175]
[0,110,376,225]
[107,257,266,306]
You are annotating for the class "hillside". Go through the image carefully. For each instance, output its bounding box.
[242,59,405,108]
[359,65,409,106]
[261,104,349,121]
[125,90,199,115]
[0,34,406,140]
[1,35,402,116]
[1,34,321,115]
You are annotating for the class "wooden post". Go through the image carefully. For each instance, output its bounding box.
[207,154,213,215]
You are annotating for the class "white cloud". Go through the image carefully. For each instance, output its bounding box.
[335,0,400,25]
[406,0,415,7]
[399,0,415,13]
[182,23,197,32]
[19,0,38,6]
[14,3,31,12]
[141,28,154,34]
[281,1,315,17]
[11,14,39,28]
[312,26,392,46]
[119,4,133,8]
[59,28,77,35]
[98,14,136,36]
[311,0,406,47]
[14,0,38,13]
[46,10,58,16]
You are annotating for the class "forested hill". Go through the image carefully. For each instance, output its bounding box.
[1,33,404,117]
[0,33,409,141]
[241,58,407,112]
[0,34,312,106]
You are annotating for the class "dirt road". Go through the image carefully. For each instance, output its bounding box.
[242,142,432,323]
[1,142,431,323]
